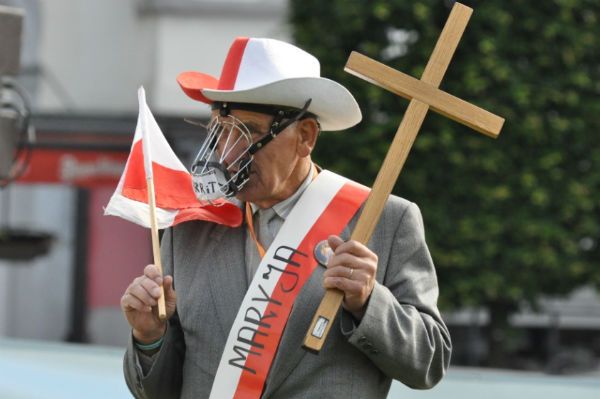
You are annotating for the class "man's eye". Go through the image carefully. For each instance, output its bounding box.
[246,127,265,138]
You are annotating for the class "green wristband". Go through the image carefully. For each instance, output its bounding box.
[134,335,164,351]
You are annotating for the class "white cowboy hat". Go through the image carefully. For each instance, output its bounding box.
[177,37,362,131]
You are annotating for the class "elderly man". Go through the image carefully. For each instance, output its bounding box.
[121,37,451,399]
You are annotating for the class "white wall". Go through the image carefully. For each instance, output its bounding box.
[153,12,291,115]
[34,0,290,115]
[35,0,156,113]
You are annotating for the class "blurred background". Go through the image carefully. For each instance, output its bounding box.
[0,0,598,397]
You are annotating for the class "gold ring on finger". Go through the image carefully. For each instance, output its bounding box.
[348,267,354,279]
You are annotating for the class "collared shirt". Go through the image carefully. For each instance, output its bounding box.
[244,164,315,283]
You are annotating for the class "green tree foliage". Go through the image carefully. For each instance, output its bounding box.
[290,0,599,313]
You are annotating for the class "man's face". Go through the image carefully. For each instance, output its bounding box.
[209,108,308,207]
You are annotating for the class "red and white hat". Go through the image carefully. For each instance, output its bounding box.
[177,37,362,131]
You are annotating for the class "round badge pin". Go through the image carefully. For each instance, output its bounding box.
[314,239,334,267]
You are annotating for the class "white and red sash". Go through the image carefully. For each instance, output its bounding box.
[209,170,370,399]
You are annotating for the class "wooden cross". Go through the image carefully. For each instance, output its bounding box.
[303,2,504,353]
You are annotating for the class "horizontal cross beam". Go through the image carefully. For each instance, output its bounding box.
[345,52,504,138]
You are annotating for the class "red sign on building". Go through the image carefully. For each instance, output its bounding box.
[17,148,128,187]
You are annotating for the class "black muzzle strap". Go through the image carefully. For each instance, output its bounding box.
[211,99,314,155]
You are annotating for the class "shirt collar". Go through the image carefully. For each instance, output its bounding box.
[250,163,314,220]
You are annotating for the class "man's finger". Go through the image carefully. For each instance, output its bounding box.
[163,275,175,292]
[323,264,363,280]
[323,276,363,293]
[121,293,151,313]
[332,239,376,259]
[327,235,345,252]
[129,284,158,306]
[326,252,370,271]
[163,276,177,301]
[140,277,162,299]
[144,264,163,284]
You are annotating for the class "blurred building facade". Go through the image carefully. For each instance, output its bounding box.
[0,0,290,346]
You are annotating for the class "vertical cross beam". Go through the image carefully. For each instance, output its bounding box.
[303,2,504,353]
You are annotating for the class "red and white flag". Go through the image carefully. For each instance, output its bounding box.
[104,87,242,228]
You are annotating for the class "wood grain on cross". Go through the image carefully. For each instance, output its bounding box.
[303,2,504,353]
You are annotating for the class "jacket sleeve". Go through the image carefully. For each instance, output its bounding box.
[123,227,186,398]
[343,201,452,389]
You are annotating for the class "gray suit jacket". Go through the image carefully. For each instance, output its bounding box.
[124,195,452,398]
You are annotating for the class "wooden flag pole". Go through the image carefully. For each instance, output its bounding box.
[147,176,167,320]
[139,86,167,321]
[303,2,504,353]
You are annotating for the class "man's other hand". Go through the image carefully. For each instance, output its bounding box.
[121,264,177,344]
[322,235,377,320]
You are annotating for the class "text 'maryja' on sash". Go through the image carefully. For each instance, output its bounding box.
[210,171,370,399]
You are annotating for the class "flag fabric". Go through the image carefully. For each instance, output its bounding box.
[104,87,242,229]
